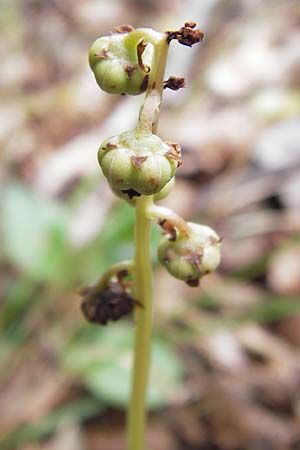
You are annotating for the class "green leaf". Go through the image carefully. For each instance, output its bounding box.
[63,323,183,409]
[2,182,74,284]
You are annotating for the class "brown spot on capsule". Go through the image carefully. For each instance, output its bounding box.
[94,48,110,59]
[115,24,135,33]
[124,64,136,79]
[163,76,186,91]
[184,252,203,271]
[131,155,148,169]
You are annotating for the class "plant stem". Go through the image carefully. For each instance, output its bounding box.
[148,204,192,237]
[93,260,134,291]
[127,194,153,450]
[127,35,169,450]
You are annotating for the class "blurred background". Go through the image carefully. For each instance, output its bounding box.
[1,0,300,449]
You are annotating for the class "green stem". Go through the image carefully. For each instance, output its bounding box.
[93,260,133,292]
[148,204,192,238]
[127,195,153,450]
[127,35,169,450]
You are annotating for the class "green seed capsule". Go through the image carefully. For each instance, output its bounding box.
[98,129,180,196]
[157,223,221,286]
[112,178,175,206]
[89,31,154,95]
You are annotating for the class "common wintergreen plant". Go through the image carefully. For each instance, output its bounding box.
[82,22,221,450]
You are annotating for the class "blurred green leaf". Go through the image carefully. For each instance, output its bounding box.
[63,323,183,409]
[2,182,75,285]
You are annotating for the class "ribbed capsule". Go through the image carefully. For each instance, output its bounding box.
[98,129,181,196]
[112,178,175,205]
[89,29,158,95]
[157,223,221,286]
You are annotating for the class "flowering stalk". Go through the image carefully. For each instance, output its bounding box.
[127,35,169,450]
[82,22,220,450]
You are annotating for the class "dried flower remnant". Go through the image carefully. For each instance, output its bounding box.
[163,76,186,91]
[80,269,139,325]
[166,22,204,47]
[164,142,182,167]
[81,282,138,325]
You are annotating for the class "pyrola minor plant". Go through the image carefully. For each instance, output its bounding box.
[81,22,221,450]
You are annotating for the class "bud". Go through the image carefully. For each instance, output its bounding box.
[89,29,155,95]
[157,223,221,286]
[98,129,181,196]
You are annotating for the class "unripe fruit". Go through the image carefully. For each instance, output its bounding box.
[89,30,155,95]
[112,178,175,205]
[98,129,181,196]
[157,223,221,286]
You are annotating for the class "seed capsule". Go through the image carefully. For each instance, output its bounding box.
[112,178,175,205]
[157,223,221,286]
[89,30,155,95]
[98,129,180,196]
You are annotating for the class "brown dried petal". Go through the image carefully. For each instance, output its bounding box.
[166,23,204,47]
[163,76,186,91]
[165,142,182,167]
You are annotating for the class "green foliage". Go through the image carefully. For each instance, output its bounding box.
[2,182,76,286]
[62,323,183,409]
